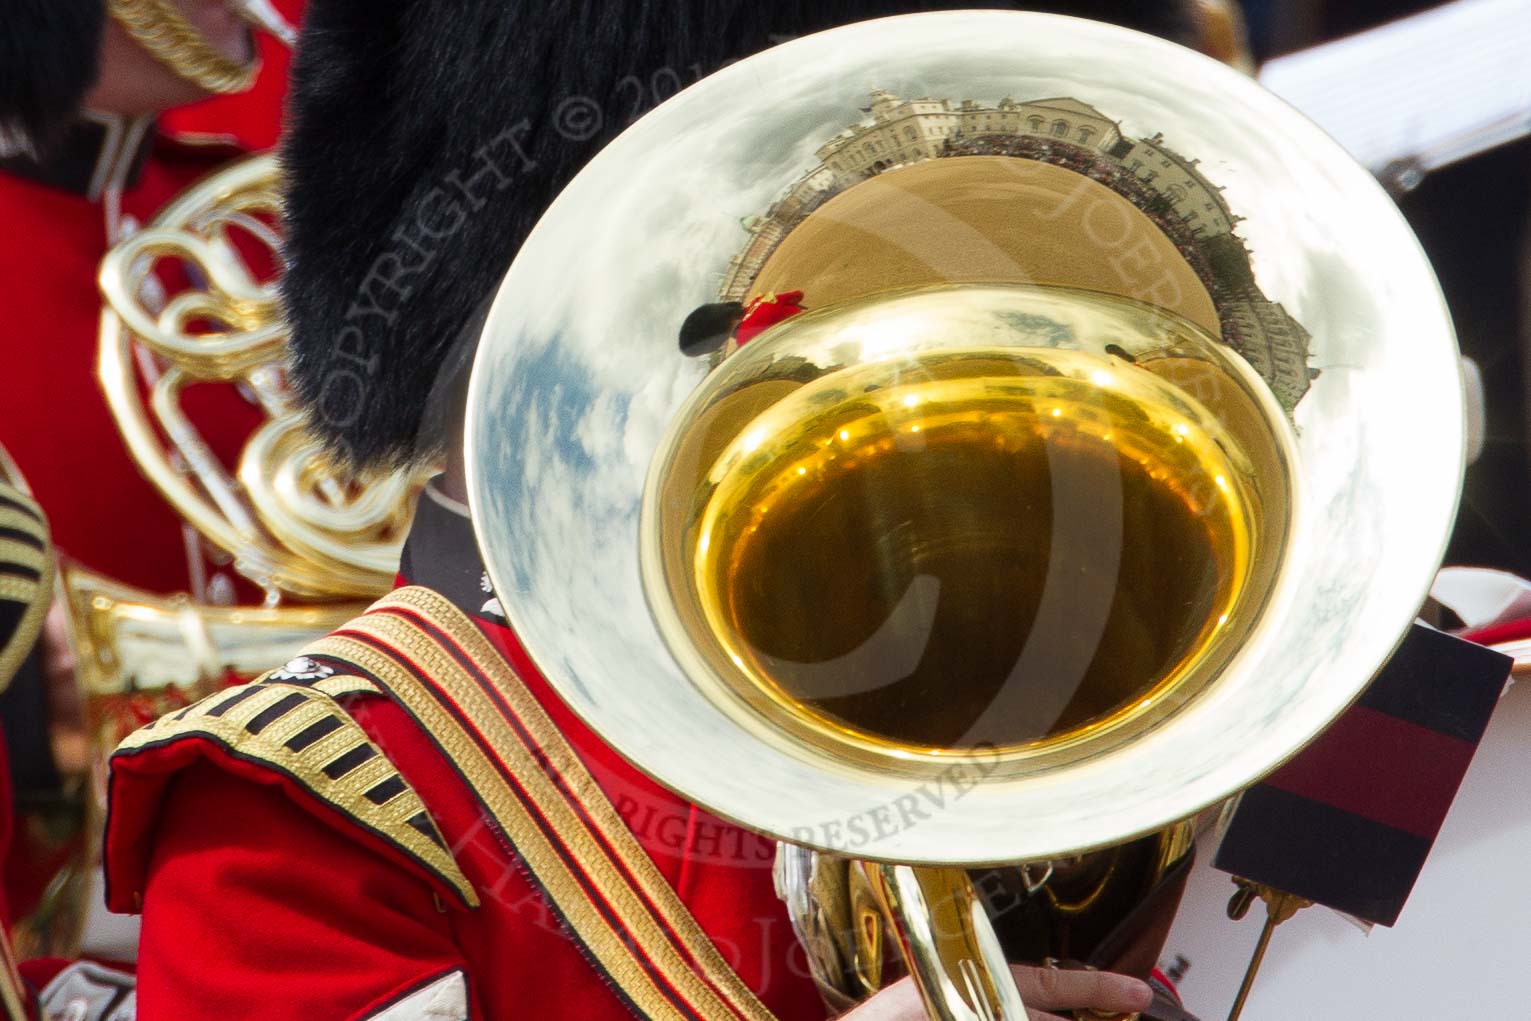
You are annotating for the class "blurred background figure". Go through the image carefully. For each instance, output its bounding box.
[0,0,303,981]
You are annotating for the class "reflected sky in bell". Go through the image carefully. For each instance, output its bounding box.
[467,12,1461,860]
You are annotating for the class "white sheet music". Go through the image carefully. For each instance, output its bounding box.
[1258,0,1531,176]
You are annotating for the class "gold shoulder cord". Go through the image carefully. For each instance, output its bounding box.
[107,0,259,95]
[115,673,478,908]
[310,587,778,1021]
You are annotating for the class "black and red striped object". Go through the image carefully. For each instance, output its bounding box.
[1212,623,1510,926]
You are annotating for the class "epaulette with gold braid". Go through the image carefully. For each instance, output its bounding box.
[0,480,51,693]
[114,669,478,908]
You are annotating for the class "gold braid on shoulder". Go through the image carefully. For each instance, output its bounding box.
[107,0,259,95]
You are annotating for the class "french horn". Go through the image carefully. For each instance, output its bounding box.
[98,153,415,602]
[466,12,1462,1019]
[87,149,417,737]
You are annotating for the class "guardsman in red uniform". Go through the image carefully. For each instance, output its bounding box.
[0,0,301,598]
[0,0,302,973]
[737,292,808,347]
[101,3,1229,1019]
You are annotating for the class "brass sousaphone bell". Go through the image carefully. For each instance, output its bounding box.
[466,13,1463,1019]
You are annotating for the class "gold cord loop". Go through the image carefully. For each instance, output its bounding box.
[107,0,259,96]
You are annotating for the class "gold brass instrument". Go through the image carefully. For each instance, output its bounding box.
[17,154,418,958]
[649,283,1280,1017]
[98,153,414,602]
[92,149,419,695]
[466,12,1463,1020]
[64,567,358,739]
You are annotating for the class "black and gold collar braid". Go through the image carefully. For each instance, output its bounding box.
[113,670,478,909]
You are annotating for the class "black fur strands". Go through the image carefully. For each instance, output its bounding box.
[0,0,105,151]
[280,0,1198,471]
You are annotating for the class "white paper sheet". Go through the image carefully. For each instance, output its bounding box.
[1259,0,1531,180]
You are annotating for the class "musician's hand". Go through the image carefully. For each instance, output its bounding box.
[836,963,1153,1021]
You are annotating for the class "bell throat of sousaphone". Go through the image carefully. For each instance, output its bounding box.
[643,284,1297,787]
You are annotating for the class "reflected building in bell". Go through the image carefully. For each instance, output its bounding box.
[1219,298,1317,412]
[1113,132,1236,240]
[722,92,1238,299]
[720,90,1313,410]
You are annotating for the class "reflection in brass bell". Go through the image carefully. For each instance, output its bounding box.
[650,286,1294,778]
[468,12,1463,1019]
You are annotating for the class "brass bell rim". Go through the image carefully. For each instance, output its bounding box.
[465,10,1463,866]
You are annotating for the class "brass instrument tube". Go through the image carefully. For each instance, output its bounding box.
[864,862,1026,1020]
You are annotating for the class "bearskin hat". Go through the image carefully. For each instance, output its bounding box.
[0,0,106,151]
[280,0,1207,470]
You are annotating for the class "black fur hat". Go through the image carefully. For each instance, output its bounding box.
[0,0,105,151]
[281,0,1198,470]
[679,302,746,357]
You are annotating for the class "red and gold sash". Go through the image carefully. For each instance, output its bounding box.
[307,587,778,1021]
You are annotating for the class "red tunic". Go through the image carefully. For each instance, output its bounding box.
[103,495,827,1020]
[736,291,806,347]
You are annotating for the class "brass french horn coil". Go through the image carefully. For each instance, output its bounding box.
[97,153,423,601]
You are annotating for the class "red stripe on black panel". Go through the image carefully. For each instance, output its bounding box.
[1262,703,1475,841]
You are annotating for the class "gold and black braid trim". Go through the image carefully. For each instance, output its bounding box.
[115,673,479,908]
[0,482,51,694]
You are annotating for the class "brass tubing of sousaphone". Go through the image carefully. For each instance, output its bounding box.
[863,863,1027,1020]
